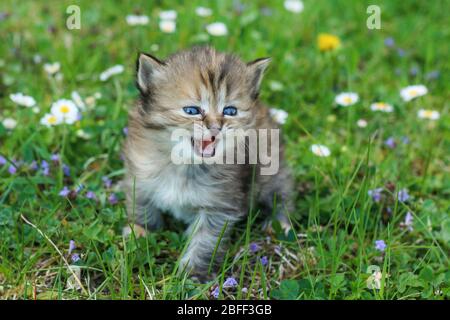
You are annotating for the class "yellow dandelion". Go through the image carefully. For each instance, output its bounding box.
[318,33,341,52]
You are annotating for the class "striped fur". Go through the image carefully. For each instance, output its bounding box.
[123,47,293,280]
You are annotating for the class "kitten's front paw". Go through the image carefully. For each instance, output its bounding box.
[122,224,148,238]
[263,214,292,235]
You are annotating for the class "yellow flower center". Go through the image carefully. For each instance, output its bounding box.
[343,96,353,104]
[48,116,57,124]
[409,89,418,96]
[60,105,70,114]
[423,110,433,117]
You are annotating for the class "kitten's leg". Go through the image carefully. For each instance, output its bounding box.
[179,212,239,279]
[259,163,294,233]
[123,184,163,238]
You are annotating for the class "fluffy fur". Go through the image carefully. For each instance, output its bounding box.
[123,47,293,279]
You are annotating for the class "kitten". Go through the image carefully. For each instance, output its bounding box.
[123,46,293,279]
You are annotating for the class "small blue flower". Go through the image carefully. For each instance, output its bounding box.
[384,137,396,149]
[59,186,70,197]
[85,190,96,200]
[249,242,261,253]
[211,286,220,299]
[102,176,112,188]
[108,193,118,205]
[123,127,128,136]
[50,154,60,162]
[397,48,406,57]
[68,240,76,254]
[384,37,395,47]
[368,188,383,203]
[8,165,17,174]
[425,70,440,80]
[397,188,410,202]
[375,240,387,252]
[223,277,238,288]
[71,253,81,263]
[63,164,71,177]
[29,161,39,170]
[261,256,268,266]
[403,212,414,231]
[0,155,6,166]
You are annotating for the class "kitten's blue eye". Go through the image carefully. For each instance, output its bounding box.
[223,106,237,116]
[183,106,201,115]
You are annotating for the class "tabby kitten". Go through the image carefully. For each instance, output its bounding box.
[123,47,293,279]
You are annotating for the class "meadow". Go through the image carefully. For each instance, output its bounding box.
[0,0,448,300]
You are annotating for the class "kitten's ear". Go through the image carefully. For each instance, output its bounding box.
[136,52,164,93]
[247,57,271,98]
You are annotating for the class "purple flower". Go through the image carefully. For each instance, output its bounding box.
[0,155,6,166]
[85,190,96,200]
[108,193,118,205]
[384,137,396,149]
[50,154,60,162]
[29,161,39,170]
[41,160,50,176]
[71,253,80,263]
[397,189,410,202]
[123,127,128,136]
[102,176,112,188]
[397,48,406,57]
[63,164,71,177]
[375,240,387,252]
[409,66,419,76]
[403,212,414,231]
[8,165,17,174]
[368,188,383,203]
[384,37,395,47]
[68,240,76,254]
[223,277,238,288]
[211,286,220,299]
[261,256,268,266]
[249,242,261,253]
[401,136,410,145]
[425,70,440,80]
[59,186,70,197]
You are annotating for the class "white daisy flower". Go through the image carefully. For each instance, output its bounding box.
[2,117,17,130]
[159,10,177,20]
[400,84,428,102]
[9,93,36,107]
[370,102,393,113]
[32,106,40,114]
[357,119,368,128]
[71,91,86,111]
[417,109,440,120]
[99,65,124,81]
[335,92,359,107]
[159,20,176,33]
[50,99,79,125]
[284,0,304,13]
[43,62,61,75]
[40,113,62,127]
[269,108,288,124]
[311,144,331,157]
[206,22,228,36]
[125,14,149,26]
[195,7,212,17]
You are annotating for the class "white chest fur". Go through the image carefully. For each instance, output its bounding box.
[142,164,218,223]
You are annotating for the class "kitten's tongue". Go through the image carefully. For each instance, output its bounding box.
[201,140,215,157]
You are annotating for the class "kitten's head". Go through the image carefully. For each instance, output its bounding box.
[134,46,270,160]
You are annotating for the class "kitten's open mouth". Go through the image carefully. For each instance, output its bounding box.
[191,136,217,158]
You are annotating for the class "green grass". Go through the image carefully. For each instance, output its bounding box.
[0,0,449,300]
